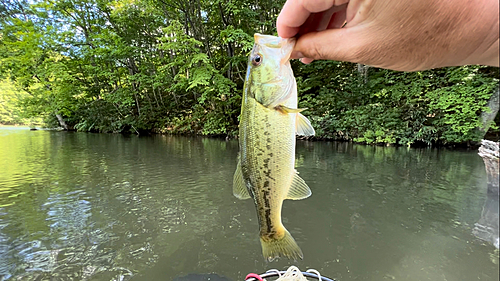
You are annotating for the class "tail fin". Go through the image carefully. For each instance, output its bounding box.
[260,228,303,262]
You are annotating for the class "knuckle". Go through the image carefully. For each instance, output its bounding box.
[310,42,325,60]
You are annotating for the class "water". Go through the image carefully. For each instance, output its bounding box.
[0,126,498,281]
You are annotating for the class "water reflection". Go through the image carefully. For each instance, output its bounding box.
[473,194,499,249]
[0,128,498,281]
[472,142,499,250]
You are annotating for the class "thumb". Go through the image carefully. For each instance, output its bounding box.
[292,27,365,64]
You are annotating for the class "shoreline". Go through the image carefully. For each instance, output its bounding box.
[1,125,496,149]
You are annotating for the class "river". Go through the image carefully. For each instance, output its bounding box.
[0,126,498,280]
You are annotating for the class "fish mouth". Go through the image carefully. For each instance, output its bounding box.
[254,33,296,63]
[254,33,296,48]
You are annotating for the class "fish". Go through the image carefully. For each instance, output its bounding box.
[233,33,315,261]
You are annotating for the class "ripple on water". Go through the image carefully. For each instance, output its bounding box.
[0,187,131,280]
[0,131,498,281]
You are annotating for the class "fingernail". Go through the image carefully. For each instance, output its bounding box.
[300,58,314,64]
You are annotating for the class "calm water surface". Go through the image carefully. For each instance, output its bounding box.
[0,127,498,281]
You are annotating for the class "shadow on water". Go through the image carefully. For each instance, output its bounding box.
[0,129,498,280]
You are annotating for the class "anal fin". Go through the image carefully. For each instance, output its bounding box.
[286,171,312,200]
[233,160,251,200]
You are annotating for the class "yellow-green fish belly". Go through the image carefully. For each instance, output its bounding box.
[239,97,296,240]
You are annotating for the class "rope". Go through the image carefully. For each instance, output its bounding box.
[244,266,336,281]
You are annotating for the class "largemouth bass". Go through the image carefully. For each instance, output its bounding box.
[233,34,315,261]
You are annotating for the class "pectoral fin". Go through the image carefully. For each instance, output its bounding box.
[259,79,296,108]
[276,105,306,114]
[233,161,251,200]
[296,113,315,136]
[286,171,312,200]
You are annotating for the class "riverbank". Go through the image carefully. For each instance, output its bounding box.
[5,123,498,148]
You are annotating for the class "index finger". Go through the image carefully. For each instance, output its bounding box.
[277,0,311,38]
[277,0,350,38]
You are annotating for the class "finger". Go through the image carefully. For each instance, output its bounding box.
[277,0,312,38]
[344,0,368,26]
[319,4,348,31]
[300,58,315,64]
[290,51,315,64]
[296,5,348,37]
[297,13,320,36]
[277,0,349,38]
[293,27,360,63]
[300,0,349,13]
[294,4,349,64]
[328,8,347,29]
[315,7,337,32]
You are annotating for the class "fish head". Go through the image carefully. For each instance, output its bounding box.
[244,34,297,108]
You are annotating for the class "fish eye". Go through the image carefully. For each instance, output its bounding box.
[252,55,262,66]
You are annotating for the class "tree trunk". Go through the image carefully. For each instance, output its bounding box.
[55,113,69,130]
[357,63,369,84]
[478,86,499,137]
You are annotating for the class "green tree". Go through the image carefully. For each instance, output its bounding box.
[0,0,497,144]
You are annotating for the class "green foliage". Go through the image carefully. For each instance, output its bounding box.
[0,79,42,125]
[0,0,498,145]
[298,63,498,145]
[426,66,498,143]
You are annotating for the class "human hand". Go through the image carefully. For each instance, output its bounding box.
[277,0,499,71]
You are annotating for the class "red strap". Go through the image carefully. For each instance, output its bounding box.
[245,273,264,281]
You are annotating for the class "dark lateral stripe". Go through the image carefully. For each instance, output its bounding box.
[262,184,272,234]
